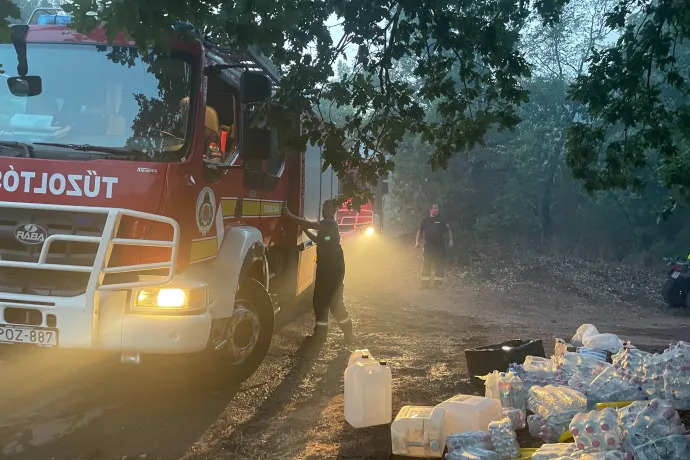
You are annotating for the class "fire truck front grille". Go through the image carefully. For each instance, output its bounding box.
[0,209,107,296]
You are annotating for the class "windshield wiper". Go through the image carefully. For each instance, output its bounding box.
[32,143,150,160]
[0,141,34,158]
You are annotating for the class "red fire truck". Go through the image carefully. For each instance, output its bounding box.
[0,11,328,382]
[337,175,388,244]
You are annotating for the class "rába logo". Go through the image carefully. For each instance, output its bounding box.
[14,223,48,245]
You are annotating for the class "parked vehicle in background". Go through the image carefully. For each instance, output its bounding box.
[662,256,690,308]
[338,175,388,244]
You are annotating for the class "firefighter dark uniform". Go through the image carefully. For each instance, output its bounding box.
[312,218,352,340]
[418,215,449,287]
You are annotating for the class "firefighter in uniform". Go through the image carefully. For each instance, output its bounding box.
[283,200,353,344]
[415,204,454,288]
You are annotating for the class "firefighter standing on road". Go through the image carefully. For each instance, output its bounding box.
[283,200,353,344]
[415,204,454,288]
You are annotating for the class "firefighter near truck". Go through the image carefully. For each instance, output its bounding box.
[0,11,325,383]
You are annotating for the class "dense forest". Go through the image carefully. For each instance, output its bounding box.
[318,0,690,267]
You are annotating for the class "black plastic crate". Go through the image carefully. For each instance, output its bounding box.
[465,339,545,388]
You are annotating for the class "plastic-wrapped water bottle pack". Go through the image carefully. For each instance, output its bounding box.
[662,364,690,410]
[531,442,578,459]
[445,447,500,460]
[622,399,685,454]
[617,400,648,434]
[586,366,647,403]
[528,410,582,443]
[502,407,526,430]
[555,352,610,380]
[528,385,587,417]
[631,434,690,460]
[569,408,624,451]
[513,357,569,389]
[487,417,519,460]
[446,431,493,453]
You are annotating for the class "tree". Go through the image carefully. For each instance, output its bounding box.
[1,0,573,203]
[566,0,690,215]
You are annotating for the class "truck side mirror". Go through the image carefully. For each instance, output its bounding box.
[239,110,272,160]
[240,72,271,103]
[7,76,42,97]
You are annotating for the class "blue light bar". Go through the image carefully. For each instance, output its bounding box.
[37,14,73,26]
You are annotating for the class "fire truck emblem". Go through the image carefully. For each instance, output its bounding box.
[196,187,216,236]
[14,223,47,245]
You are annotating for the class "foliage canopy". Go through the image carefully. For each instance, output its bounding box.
[1,0,689,211]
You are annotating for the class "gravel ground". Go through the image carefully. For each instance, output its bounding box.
[1,235,688,460]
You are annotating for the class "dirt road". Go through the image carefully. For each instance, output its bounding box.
[1,236,688,460]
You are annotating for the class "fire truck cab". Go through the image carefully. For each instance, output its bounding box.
[0,11,322,382]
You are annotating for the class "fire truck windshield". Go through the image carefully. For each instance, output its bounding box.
[0,44,193,161]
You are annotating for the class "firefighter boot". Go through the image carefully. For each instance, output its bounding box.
[304,324,328,346]
[338,317,353,345]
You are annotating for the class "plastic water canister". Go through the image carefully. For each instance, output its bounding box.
[391,405,446,458]
[344,360,392,428]
[348,349,376,367]
[436,394,503,433]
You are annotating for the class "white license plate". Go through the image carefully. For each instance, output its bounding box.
[0,325,58,346]
[672,271,681,279]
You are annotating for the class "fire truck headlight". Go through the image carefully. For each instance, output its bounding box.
[365,226,375,236]
[135,287,207,310]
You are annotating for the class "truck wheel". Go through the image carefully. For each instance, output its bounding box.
[211,277,274,384]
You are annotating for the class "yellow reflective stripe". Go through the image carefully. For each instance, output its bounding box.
[221,198,238,218]
[420,276,431,281]
[338,316,351,324]
[241,200,262,216]
[434,277,444,281]
[190,237,218,262]
[240,199,283,217]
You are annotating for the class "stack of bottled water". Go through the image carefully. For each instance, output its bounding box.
[612,348,650,385]
[528,409,582,443]
[531,443,578,460]
[622,399,685,454]
[445,447,499,460]
[569,408,624,451]
[446,431,493,453]
[631,434,690,460]
[513,356,569,390]
[487,417,519,460]
[617,400,648,435]
[527,385,587,416]
[571,451,631,459]
[640,342,690,402]
[663,364,690,409]
[502,407,526,430]
[555,352,610,380]
[586,366,647,403]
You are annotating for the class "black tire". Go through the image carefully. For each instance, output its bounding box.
[208,277,275,384]
[662,278,684,307]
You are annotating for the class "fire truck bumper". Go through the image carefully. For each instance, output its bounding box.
[0,291,213,355]
[119,312,213,354]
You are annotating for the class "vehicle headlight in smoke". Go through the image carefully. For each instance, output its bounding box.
[365,227,375,235]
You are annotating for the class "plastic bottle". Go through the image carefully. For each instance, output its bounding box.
[498,373,512,409]
[509,371,525,410]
